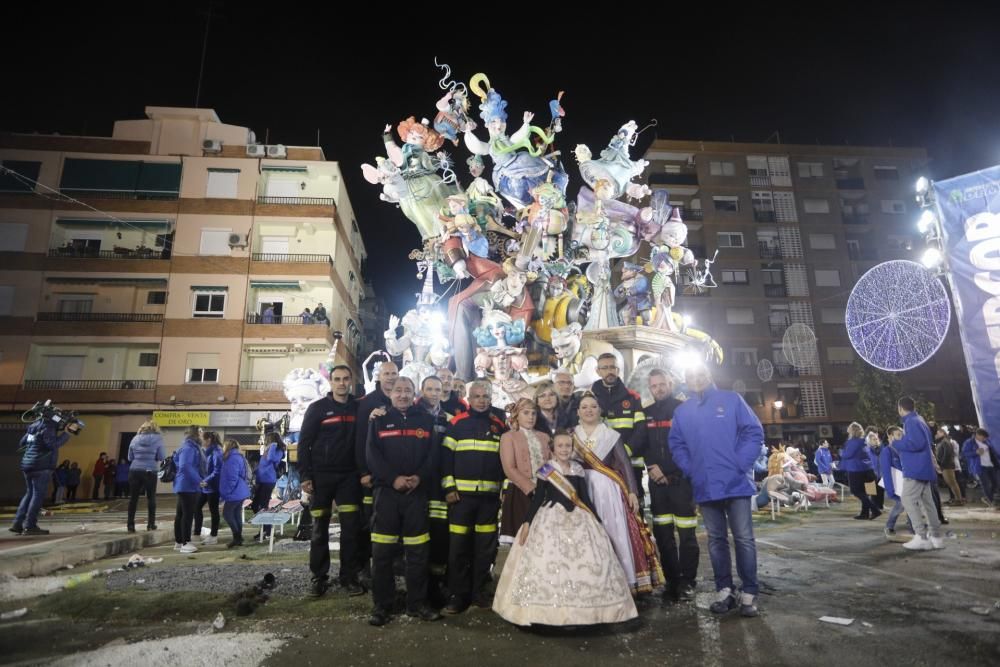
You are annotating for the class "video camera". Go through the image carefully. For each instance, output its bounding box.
[22,400,85,434]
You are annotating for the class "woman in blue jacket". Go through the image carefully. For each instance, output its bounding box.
[195,431,224,545]
[841,422,880,520]
[173,425,205,553]
[252,432,286,538]
[815,441,834,487]
[219,439,251,548]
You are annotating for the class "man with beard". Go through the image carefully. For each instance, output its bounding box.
[591,353,646,505]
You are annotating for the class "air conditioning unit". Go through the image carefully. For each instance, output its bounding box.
[818,424,834,439]
[202,139,222,153]
[266,144,287,158]
[766,424,783,439]
[246,144,266,158]
[227,233,247,248]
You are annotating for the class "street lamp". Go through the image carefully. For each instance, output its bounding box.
[772,399,783,421]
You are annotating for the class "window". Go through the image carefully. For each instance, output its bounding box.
[0,223,28,251]
[773,192,798,222]
[809,233,836,250]
[59,159,181,198]
[881,200,906,214]
[761,269,784,285]
[192,288,226,318]
[57,295,93,314]
[887,235,914,251]
[717,232,744,248]
[803,198,830,214]
[826,347,855,365]
[814,270,841,287]
[0,285,12,315]
[713,195,740,212]
[0,160,41,192]
[206,169,239,198]
[147,291,167,305]
[722,269,750,285]
[138,353,159,367]
[798,162,824,178]
[832,389,859,406]
[767,156,792,187]
[821,308,845,324]
[710,161,735,176]
[732,348,758,366]
[199,229,232,256]
[874,165,899,181]
[726,308,755,325]
[186,353,219,383]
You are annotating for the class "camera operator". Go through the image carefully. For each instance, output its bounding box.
[9,406,80,535]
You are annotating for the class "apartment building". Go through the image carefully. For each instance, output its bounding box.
[0,107,367,497]
[641,139,976,443]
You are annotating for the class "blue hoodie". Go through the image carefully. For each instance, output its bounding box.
[815,446,833,474]
[128,432,166,472]
[840,437,874,473]
[668,386,764,504]
[255,442,285,485]
[172,437,205,493]
[19,421,71,471]
[879,445,904,500]
[219,450,251,502]
[201,443,224,493]
[894,412,936,482]
[961,437,983,477]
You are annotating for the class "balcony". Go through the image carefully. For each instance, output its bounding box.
[239,380,284,391]
[59,189,178,201]
[246,314,332,325]
[22,379,155,390]
[842,214,870,225]
[758,243,783,260]
[764,285,787,298]
[682,207,704,221]
[769,323,790,337]
[835,178,865,190]
[37,312,163,322]
[774,364,799,378]
[251,253,332,264]
[48,246,169,260]
[752,209,777,223]
[649,172,699,187]
[748,169,770,187]
[256,196,335,206]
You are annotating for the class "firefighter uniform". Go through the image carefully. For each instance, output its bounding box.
[416,400,453,600]
[632,395,699,592]
[441,391,468,418]
[366,406,439,612]
[441,408,508,607]
[591,378,647,503]
[355,384,391,577]
[298,394,362,589]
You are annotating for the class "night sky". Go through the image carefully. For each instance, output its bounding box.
[5,4,1000,316]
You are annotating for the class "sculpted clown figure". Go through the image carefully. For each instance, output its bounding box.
[614,260,653,326]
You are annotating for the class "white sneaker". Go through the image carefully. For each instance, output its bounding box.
[902,535,932,551]
[179,542,198,553]
[928,535,945,550]
[201,535,218,545]
[173,542,183,551]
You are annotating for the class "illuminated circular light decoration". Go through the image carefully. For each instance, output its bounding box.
[757,358,774,382]
[845,260,951,372]
[781,323,818,369]
[732,379,747,394]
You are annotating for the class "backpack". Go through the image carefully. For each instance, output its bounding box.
[158,453,177,483]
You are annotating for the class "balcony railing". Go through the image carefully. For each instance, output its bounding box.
[22,379,155,390]
[649,173,699,186]
[48,247,169,260]
[682,207,704,221]
[775,364,799,378]
[769,323,790,337]
[752,209,777,223]
[764,284,787,297]
[835,178,865,190]
[246,314,329,325]
[251,253,332,264]
[36,312,164,322]
[748,169,770,187]
[59,189,178,201]
[842,214,870,225]
[239,380,284,391]
[256,196,335,206]
[758,243,783,259]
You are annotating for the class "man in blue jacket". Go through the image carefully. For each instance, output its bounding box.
[669,364,764,618]
[10,417,75,535]
[894,397,943,551]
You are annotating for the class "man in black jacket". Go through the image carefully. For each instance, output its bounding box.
[416,375,453,606]
[441,380,507,614]
[299,365,364,598]
[591,353,647,503]
[631,369,699,601]
[436,367,468,416]
[366,377,442,626]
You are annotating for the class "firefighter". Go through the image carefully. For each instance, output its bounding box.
[590,353,647,505]
[366,377,442,626]
[355,361,399,585]
[441,379,508,614]
[632,368,699,601]
[298,364,364,598]
[415,375,452,607]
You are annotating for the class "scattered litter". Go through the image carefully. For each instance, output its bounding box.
[124,554,164,569]
[970,607,992,616]
[935,585,942,590]
[280,569,291,573]
[64,571,98,589]
[861,621,873,628]
[213,612,226,630]
[261,573,276,590]
[77,523,87,533]
[946,532,957,539]
[960,550,970,557]
[64,564,74,570]
[135,579,146,585]
[819,616,854,626]
[1,570,98,601]
[1,608,27,620]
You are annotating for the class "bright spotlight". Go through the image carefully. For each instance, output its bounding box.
[682,314,693,327]
[920,247,943,269]
[675,349,702,371]
[917,210,936,234]
[915,176,930,195]
[773,400,784,410]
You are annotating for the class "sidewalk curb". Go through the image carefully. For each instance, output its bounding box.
[0,529,174,579]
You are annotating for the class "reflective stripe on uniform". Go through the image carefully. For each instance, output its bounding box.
[310,508,332,518]
[674,516,698,529]
[633,410,646,423]
[631,457,645,468]
[653,514,675,526]
[443,437,458,451]
[441,475,456,489]
[451,439,500,453]
[449,524,471,534]
[402,533,430,545]
[607,417,633,429]
[475,523,497,533]
[363,496,373,505]
[455,479,500,493]
[337,504,360,513]
[371,532,399,544]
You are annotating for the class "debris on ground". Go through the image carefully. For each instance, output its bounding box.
[1,570,98,601]
[213,612,226,630]
[819,616,854,626]
[1,608,28,620]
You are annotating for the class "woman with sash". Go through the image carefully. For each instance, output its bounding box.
[493,430,637,626]
[573,393,664,595]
